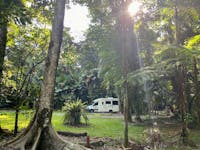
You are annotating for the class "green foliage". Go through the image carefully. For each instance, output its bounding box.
[184,113,193,125]
[0,0,31,25]
[62,100,88,126]
[1,22,50,109]
[54,27,108,107]
[186,35,200,49]
[127,67,156,86]
[0,0,52,110]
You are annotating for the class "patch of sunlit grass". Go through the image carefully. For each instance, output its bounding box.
[0,115,9,119]
[0,110,32,131]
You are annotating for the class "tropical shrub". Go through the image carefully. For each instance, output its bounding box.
[62,100,88,126]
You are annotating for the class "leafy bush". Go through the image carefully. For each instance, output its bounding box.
[62,100,88,126]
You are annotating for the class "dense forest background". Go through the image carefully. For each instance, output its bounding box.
[0,0,200,146]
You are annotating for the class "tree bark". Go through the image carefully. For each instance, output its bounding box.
[0,24,7,82]
[176,65,188,144]
[14,109,19,136]
[174,0,188,144]
[121,7,129,148]
[3,1,87,149]
[121,0,133,147]
[120,0,140,146]
[193,57,200,126]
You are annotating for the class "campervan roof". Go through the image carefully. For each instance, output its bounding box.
[92,97,118,103]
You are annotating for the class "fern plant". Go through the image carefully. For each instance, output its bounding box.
[62,99,88,126]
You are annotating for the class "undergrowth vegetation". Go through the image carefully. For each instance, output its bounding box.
[62,100,88,126]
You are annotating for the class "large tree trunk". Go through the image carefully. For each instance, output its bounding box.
[122,20,129,147]
[176,66,188,144]
[120,0,140,147]
[174,0,188,144]
[193,57,200,126]
[3,1,87,149]
[0,24,7,82]
[121,2,129,146]
[123,0,140,124]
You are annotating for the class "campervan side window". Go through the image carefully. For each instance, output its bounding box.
[105,101,111,104]
[113,101,118,105]
[94,102,98,106]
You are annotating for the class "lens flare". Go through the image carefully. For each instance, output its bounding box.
[128,1,142,16]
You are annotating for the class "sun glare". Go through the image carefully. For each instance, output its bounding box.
[128,1,142,16]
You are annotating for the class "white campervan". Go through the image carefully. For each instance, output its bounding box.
[86,97,119,113]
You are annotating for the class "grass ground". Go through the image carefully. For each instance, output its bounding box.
[0,110,33,130]
[52,112,144,142]
[0,110,200,149]
[0,111,145,142]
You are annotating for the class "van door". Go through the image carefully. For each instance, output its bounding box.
[112,100,119,112]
